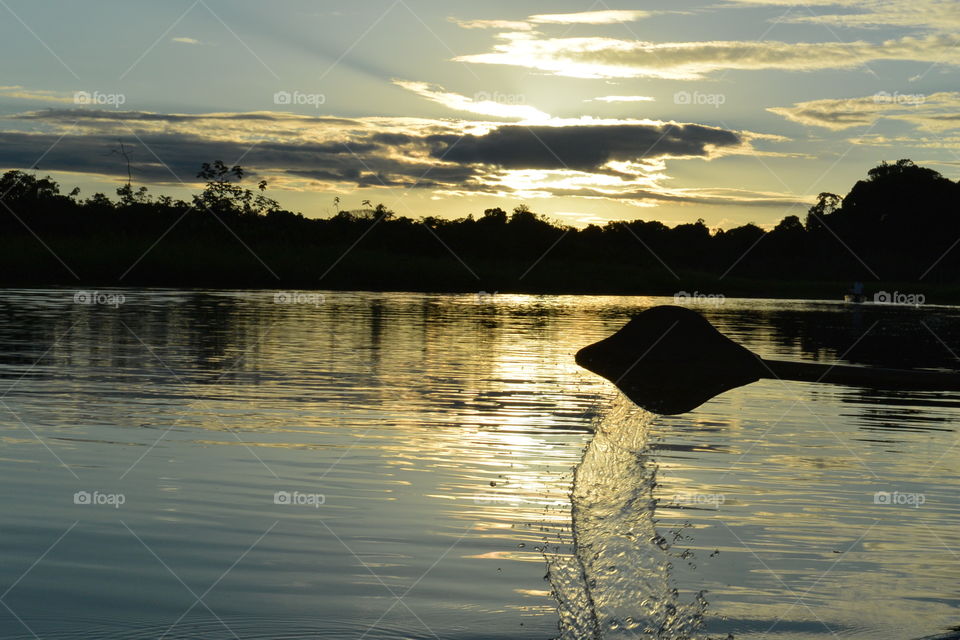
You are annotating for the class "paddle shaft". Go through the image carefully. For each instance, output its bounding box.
[761,358,960,391]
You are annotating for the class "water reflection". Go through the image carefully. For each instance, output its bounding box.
[0,291,957,639]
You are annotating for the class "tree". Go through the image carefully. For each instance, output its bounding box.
[0,170,62,203]
[772,214,804,235]
[479,207,507,225]
[84,192,114,209]
[805,192,841,231]
[373,203,394,219]
[510,204,535,223]
[117,183,151,206]
[842,158,954,227]
[110,141,134,192]
[193,161,278,216]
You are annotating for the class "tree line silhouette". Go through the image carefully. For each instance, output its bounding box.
[1,158,958,296]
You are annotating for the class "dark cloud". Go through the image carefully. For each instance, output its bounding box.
[288,165,479,189]
[14,109,360,127]
[0,109,787,207]
[0,128,478,190]
[369,132,418,146]
[425,124,743,170]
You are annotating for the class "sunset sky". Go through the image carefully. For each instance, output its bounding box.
[2,0,959,229]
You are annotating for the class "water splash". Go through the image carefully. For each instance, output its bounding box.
[546,395,724,640]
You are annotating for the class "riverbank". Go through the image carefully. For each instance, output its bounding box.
[3,243,957,305]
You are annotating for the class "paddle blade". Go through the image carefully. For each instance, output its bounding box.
[575,305,765,415]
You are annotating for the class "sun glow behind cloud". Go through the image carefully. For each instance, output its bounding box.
[393,80,551,121]
[527,10,650,25]
[589,96,656,103]
[456,32,958,80]
[452,9,649,30]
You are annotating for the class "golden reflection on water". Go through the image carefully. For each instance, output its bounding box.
[0,291,958,639]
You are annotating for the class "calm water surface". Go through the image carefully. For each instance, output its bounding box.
[0,289,957,639]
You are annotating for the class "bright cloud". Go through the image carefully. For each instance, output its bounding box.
[453,10,649,31]
[769,91,960,131]
[724,0,960,31]
[528,10,650,25]
[393,80,551,121]
[0,86,75,104]
[846,133,960,149]
[451,18,533,31]
[589,96,656,103]
[456,33,958,79]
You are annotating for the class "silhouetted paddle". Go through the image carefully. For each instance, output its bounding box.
[576,305,960,415]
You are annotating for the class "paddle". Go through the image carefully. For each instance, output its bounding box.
[575,305,960,415]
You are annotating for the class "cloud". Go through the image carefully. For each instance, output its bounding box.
[452,10,649,31]
[456,32,958,79]
[589,95,656,103]
[3,110,464,187]
[0,85,74,103]
[723,0,960,31]
[171,36,203,45]
[393,80,550,121]
[540,184,808,207]
[528,10,650,25]
[452,18,533,31]
[0,109,792,209]
[914,158,960,167]
[845,133,960,149]
[426,123,745,171]
[769,91,960,131]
